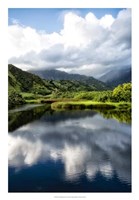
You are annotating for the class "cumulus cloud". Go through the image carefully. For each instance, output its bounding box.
[9,112,131,183]
[8,9,131,76]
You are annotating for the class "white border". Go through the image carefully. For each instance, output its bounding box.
[7,0,133,9]
[0,0,139,200]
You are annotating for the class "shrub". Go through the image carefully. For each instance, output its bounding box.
[9,90,25,109]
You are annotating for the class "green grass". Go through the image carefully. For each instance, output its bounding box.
[21,91,131,112]
[21,92,53,104]
[25,99,42,104]
[51,100,131,111]
[21,92,44,100]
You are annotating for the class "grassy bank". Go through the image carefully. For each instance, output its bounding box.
[51,100,131,111]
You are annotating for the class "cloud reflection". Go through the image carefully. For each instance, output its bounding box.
[9,113,131,184]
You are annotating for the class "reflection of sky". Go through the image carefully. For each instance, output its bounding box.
[9,104,43,113]
[9,113,131,184]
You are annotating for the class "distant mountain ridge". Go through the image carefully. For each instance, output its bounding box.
[99,67,131,87]
[29,69,110,91]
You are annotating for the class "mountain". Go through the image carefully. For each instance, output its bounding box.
[9,64,54,108]
[99,67,131,87]
[29,69,110,91]
[8,64,110,109]
[9,64,109,96]
[9,64,52,94]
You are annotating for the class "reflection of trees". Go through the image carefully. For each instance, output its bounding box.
[9,105,50,132]
[9,106,97,132]
[40,110,96,123]
[9,102,131,134]
[95,109,131,124]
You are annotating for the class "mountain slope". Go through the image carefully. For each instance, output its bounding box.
[29,69,110,91]
[99,67,131,87]
[9,64,52,95]
[9,65,108,96]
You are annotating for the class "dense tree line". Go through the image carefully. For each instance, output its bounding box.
[112,83,131,102]
[53,83,131,103]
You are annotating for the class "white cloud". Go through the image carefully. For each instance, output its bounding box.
[8,9,131,76]
[10,18,20,25]
[99,14,115,28]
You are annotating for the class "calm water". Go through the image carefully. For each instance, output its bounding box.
[8,104,131,192]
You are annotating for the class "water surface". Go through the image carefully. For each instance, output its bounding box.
[8,104,131,192]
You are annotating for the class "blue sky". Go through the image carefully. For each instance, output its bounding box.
[8,8,124,33]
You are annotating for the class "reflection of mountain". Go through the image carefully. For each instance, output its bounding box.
[9,112,131,185]
[9,105,97,132]
[9,105,50,132]
[9,103,131,133]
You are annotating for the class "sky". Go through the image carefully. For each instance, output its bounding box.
[8,8,123,33]
[8,8,131,78]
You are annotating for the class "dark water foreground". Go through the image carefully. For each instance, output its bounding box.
[8,104,131,192]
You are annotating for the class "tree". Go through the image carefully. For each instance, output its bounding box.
[112,83,131,102]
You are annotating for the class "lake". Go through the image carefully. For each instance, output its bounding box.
[8,104,131,192]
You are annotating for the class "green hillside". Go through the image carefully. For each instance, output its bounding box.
[8,64,109,109]
[9,64,52,95]
[9,64,108,94]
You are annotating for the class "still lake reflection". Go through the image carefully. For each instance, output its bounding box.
[8,105,131,192]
